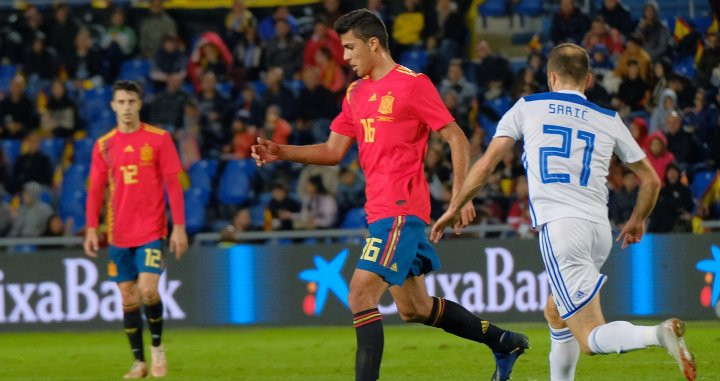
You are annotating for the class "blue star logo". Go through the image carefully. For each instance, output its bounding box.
[299,249,350,315]
[696,245,720,307]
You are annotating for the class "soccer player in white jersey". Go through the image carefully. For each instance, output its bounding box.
[431,43,696,381]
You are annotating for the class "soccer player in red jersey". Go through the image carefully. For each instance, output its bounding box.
[84,80,188,379]
[252,9,529,381]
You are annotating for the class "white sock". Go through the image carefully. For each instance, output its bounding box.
[587,321,660,354]
[549,325,579,381]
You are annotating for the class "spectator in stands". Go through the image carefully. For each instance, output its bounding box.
[550,0,590,45]
[8,181,53,238]
[45,214,66,237]
[425,0,465,58]
[667,74,695,110]
[634,1,671,62]
[177,100,204,167]
[615,35,652,82]
[139,0,178,58]
[439,60,476,126]
[11,133,53,194]
[268,182,300,231]
[0,185,11,237]
[470,40,513,91]
[629,116,650,149]
[337,167,366,217]
[598,0,635,38]
[708,112,720,170]
[644,131,676,182]
[261,67,296,119]
[65,27,102,84]
[697,32,720,88]
[615,60,649,112]
[232,25,264,84]
[582,16,623,56]
[188,32,234,90]
[229,109,257,159]
[585,68,612,108]
[0,76,38,139]
[650,58,671,107]
[150,34,187,91]
[314,46,346,94]
[391,0,425,54]
[588,44,614,83]
[225,0,257,45]
[17,6,45,52]
[507,175,534,238]
[220,207,260,242]
[47,4,79,61]
[685,88,718,144]
[101,7,137,57]
[321,0,344,28]
[43,79,79,138]
[303,18,343,68]
[0,148,8,191]
[296,175,337,229]
[22,32,58,81]
[425,146,452,201]
[609,171,639,227]
[366,0,388,24]
[196,71,231,158]
[297,67,337,126]
[664,110,698,169]
[649,164,693,232]
[511,67,540,100]
[262,105,292,146]
[650,88,677,133]
[265,18,304,80]
[258,6,298,42]
[236,84,264,126]
[148,74,189,128]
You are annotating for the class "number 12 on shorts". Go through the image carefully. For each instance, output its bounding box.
[539,124,595,186]
[144,248,162,268]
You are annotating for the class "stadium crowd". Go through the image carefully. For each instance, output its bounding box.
[0,0,719,243]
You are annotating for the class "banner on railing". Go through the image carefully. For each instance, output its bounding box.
[1,234,718,330]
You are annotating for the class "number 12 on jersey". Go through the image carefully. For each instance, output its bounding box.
[539,124,595,186]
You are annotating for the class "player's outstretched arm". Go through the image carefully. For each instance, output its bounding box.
[438,122,475,233]
[251,132,355,166]
[616,157,661,249]
[430,137,515,243]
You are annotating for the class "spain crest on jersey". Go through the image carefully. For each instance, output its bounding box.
[140,144,154,164]
[378,93,394,115]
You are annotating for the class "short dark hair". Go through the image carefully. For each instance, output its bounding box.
[334,9,388,50]
[112,80,143,97]
[547,43,589,85]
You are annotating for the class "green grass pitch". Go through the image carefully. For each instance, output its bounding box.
[1,322,718,380]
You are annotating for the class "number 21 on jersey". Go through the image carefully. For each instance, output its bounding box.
[539,124,595,186]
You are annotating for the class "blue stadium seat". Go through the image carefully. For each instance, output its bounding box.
[190,159,219,178]
[249,204,267,227]
[691,170,717,200]
[184,189,206,234]
[487,96,512,117]
[59,189,86,220]
[73,138,95,164]
[673,55,697,79]
[251,80,266,96]
[0,64,16,93]
[119,59,151,82]
[216,81,233,98]
[224,158,256,178]
[340,208,368,229]
[80,85,113,121]
[188,167,212,205]
[398,48,428,73]
[478,115,498,145]
[1,139,21,169]
[88,109,116,139]
[39,138,66,166]
[514,0,544,16]
[217,163,251,205]
[477,0,509,28]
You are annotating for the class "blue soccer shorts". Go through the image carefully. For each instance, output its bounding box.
[357,215,441,286]
[108,239,166,283]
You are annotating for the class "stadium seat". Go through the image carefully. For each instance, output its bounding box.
[477,0,509,28]
[251,80,266,96]
[88,109,116,139]
[217,163,251,205]
[0,64,16,93]
[190,159,219,179]
[61,164,89,194]
[1,139,21,169]
[340,208,368,229]
[514,0,544,17]
[673,56,697,79]
[398,48,428,73]
[184,189,206,234]
[188,167,212,205]
[59,188,86,220]
[39,138,66,166]
[487,96,512,117]
[216,81,233,98]
[691,170,717,200]
[249,204,267,227]
[73,138,95,164]
[119,59,151,82]
[80,85,113,121]
[224,158,256,178]
[478,115,498,145]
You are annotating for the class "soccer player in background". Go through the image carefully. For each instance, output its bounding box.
[252,9,529,381]
[431,43,696,381]
[84,80,188,379]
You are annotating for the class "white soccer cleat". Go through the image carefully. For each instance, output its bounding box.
[150,344,168,378]
[123,360,148,379]
[656,318,696,381]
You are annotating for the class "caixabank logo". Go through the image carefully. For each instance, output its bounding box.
[298,249,350,316]
[696,245,720,316]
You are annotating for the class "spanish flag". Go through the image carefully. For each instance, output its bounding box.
[527,34,542,52]
[674,16,692,42]
[696,39,704,64]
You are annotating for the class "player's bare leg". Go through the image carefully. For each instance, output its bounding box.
[390,275,529,381]
[119,281,147,379]
[139,273,166,378]
[564,293,696,380]
[544,296,579,381]
[348,269,388,381]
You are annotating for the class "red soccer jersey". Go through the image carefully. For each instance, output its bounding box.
[330,65,454,224]
[86,123,184,247]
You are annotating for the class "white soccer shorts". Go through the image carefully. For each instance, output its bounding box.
[539,217,612,319]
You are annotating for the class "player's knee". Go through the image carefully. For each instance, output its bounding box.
[348,288,375,313]
[139,287,159,303]
[396,301,430,323]
[544,303,563,327]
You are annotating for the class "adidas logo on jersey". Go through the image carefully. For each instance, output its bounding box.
[124,145,135,153]
[575,290,586,300]
[390,263,398,272]
[368,93,377,102]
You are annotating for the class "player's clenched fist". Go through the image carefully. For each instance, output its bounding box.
[251,137,280,166]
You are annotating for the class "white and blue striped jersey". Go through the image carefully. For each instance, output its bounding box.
[494,90,645,227]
